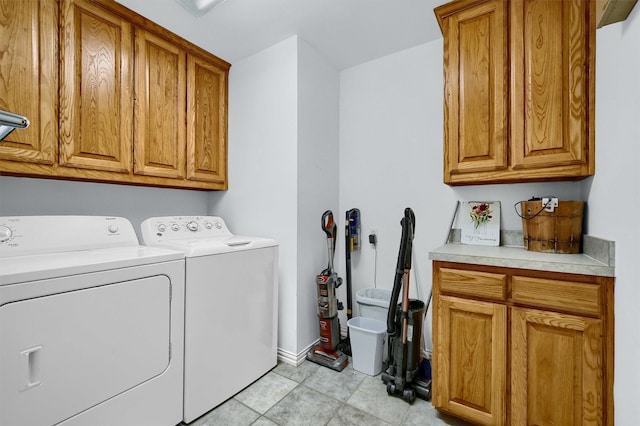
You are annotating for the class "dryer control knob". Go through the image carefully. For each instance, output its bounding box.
[187,221,199,232]
[0,225,12,242]
[107,225,119,234]
[157,224,167,232]
[215,221,222,229]
[171,224,180,231]
[204,222,213,230]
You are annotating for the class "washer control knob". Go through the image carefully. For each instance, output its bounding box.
[107,225,119,234]
[204,222,213,230]
[0,225,12,242]
[157,224,167,232]
[215,221,222,229]
[187,221,199,232]
[171,224,180,231]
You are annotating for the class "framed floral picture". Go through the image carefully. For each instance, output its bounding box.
[461,201,501,246]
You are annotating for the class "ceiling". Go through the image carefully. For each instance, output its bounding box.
[116,0,444,70]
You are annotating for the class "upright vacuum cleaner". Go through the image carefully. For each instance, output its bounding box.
[337,208,360,357]
[306,210,349,371]
[381,208,432,403]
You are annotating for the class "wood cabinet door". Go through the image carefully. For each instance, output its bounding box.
[133,28,186,179]
[437,0,508,183]
[186,54,227,185]
[434,295,507,426]
[511,307,604,426]
[60,0,134,173]
[0,0,57,166]
[510,0,595,177]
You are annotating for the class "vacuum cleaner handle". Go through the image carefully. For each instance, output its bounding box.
[403,207,415,271]
[387,207,415,335]
[321,210,337,273]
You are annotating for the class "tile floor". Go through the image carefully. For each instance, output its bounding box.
[181,359,471,426]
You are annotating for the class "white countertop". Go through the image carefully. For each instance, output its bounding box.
[429,242,615,277]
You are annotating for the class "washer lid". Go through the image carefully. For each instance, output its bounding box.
[141,216,278,257]
[150,235,278,257]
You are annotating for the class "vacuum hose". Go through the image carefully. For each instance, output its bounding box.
[387,208,415,335]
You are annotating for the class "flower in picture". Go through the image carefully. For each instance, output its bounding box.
[470,203,493,229]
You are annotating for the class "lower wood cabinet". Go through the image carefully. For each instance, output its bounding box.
[432,261,614,426]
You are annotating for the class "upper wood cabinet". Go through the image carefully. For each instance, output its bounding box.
[133,28,186,179]
[435,0,596,185]
[60,0,134,174]
[0,0,230,190]
[0,0,58,169]
[186,54,228,184]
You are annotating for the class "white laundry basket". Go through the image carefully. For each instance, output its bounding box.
[347,317,387,376]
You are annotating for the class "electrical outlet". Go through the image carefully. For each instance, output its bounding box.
[368,228,377,246]
[542,197,559,212]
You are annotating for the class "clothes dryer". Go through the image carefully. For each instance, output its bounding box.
[0,216,185,426]
[141,216,278,423]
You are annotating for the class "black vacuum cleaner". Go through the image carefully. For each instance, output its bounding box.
[306,210,349,371]
[336,208,360,357]
[381,207,432,403]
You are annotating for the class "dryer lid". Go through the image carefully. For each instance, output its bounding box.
[0,216,184,285]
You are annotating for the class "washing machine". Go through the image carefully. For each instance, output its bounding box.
[0,216,185,426]
[141,215,278,423]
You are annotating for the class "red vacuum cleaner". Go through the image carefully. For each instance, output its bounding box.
[306,210,348,371]
[381,208,431,403]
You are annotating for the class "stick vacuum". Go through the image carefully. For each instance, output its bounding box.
[337,208,360,356]
[381,208,431,403]
[306,210,349,371]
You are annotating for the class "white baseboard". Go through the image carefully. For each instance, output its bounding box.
[277,339,319,366]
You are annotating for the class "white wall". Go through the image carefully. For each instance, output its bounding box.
[209,36,340,360]
[0,176,208,239]
[588,6,640,422]
[296,40,340,348]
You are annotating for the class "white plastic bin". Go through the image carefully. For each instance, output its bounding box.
[347,317,387,376]
[356,288,391,323]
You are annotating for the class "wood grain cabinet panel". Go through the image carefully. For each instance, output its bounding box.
[60,0,134,173]
[511,307,604,425]
[0,0,58,169]
[439,267,507,301]
[133,28,186,179]
[434,295,507,426]
[0,0,229,190]
[510,0,593,173]
[438,0,507,178]
[186,55,227,184]
[512,275,602,316]
[435,0,595,185]
[432,261,614,426]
